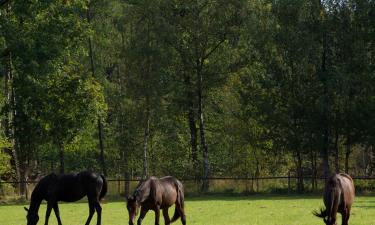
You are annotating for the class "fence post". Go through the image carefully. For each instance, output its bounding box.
[288,171,291,194]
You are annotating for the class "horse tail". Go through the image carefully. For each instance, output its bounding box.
[312,207,327,218]
[171,180,185,223]
[99,174,108,201]
[313,187,339,223]
[326,187,339,222]
[332,185,341,220]
[313,191,331,221]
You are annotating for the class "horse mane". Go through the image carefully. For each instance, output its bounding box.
[133,177,158,203]
[31,173,57,198]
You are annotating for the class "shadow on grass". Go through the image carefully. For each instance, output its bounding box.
[184,193,322,201]
[355,205,375,208]
[2,193,375,205]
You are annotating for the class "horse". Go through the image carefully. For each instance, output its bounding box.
[313,173,355,225]
[126,176,186,225]
[24,171,107,225]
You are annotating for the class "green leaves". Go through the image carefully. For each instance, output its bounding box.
[0,0,374,180]
[40,65,105,144]
[0,137,11,176]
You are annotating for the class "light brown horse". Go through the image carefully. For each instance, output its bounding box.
[314,173,355,225]
[126,176,186,225]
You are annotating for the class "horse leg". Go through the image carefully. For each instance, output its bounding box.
[330,215,337,225]
[345,211,351,225]
[53,203,63,225]
[154,206,160,225]
[162,208,170,225]
[44,202,53,225]
[137,207,148,225]
[94,201,102,225]
[84,201,95,225]
[177,202,186,225]
[342,208,350,225]
[180,209,186,225]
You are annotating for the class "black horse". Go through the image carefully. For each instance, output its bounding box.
[314,173,355,225]
[24,171,107,225]
[127,176,186,225]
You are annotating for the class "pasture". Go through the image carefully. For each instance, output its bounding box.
[1,195,374,225]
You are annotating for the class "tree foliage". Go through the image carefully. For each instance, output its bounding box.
[0,0,374,194]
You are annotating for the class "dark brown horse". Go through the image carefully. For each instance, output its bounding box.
[24,171,107,225]
[127,176,186,225]
[313,173,355,225]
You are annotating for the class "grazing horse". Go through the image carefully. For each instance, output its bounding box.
[313,173,355,225]
[24,171,107,225]
[127,176,186,225]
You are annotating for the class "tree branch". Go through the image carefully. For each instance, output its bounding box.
[203,37,226,60]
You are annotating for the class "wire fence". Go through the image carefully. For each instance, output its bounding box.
[2,176,375,200]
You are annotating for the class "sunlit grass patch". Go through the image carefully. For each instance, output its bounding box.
[0,195,374,225]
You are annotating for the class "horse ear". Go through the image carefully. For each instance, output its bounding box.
[24,207,29,212]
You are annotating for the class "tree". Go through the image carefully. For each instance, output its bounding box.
[162,0,248,192]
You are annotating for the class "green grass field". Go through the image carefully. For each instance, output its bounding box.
[1,195,374,225]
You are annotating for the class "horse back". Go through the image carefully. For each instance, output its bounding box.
[52,171,103,202]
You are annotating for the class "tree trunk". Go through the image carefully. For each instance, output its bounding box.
[370,145,374,176]
[345,136,351,174]
[20,164,27,199]
[3,51,10,138]
[321,26,330,179]
[86,2,107,176]
[317,0,331,179]
[184,73,199,179]
[334,128,339,173]
[59,141,65,174]
[87,1,95,77]
[197,62,210,192]
[296,149,304,193]
[97,119,107,176]
[370,145,375,176]
[5,50,21,194]
[142,105,150,179]
[255,158,259,192]
[310,145,318,190]
[188,109,198,174]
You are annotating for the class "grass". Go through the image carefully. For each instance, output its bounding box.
[1,195,375,225]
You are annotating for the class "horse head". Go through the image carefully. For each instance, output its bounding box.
[24,207,39,225]
[126,196,139,225]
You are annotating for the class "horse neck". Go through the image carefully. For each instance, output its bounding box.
[29,180,46,214]
[29,194,43,214]
[135,180,153,203]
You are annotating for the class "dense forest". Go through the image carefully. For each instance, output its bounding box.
[0,0,374,194]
